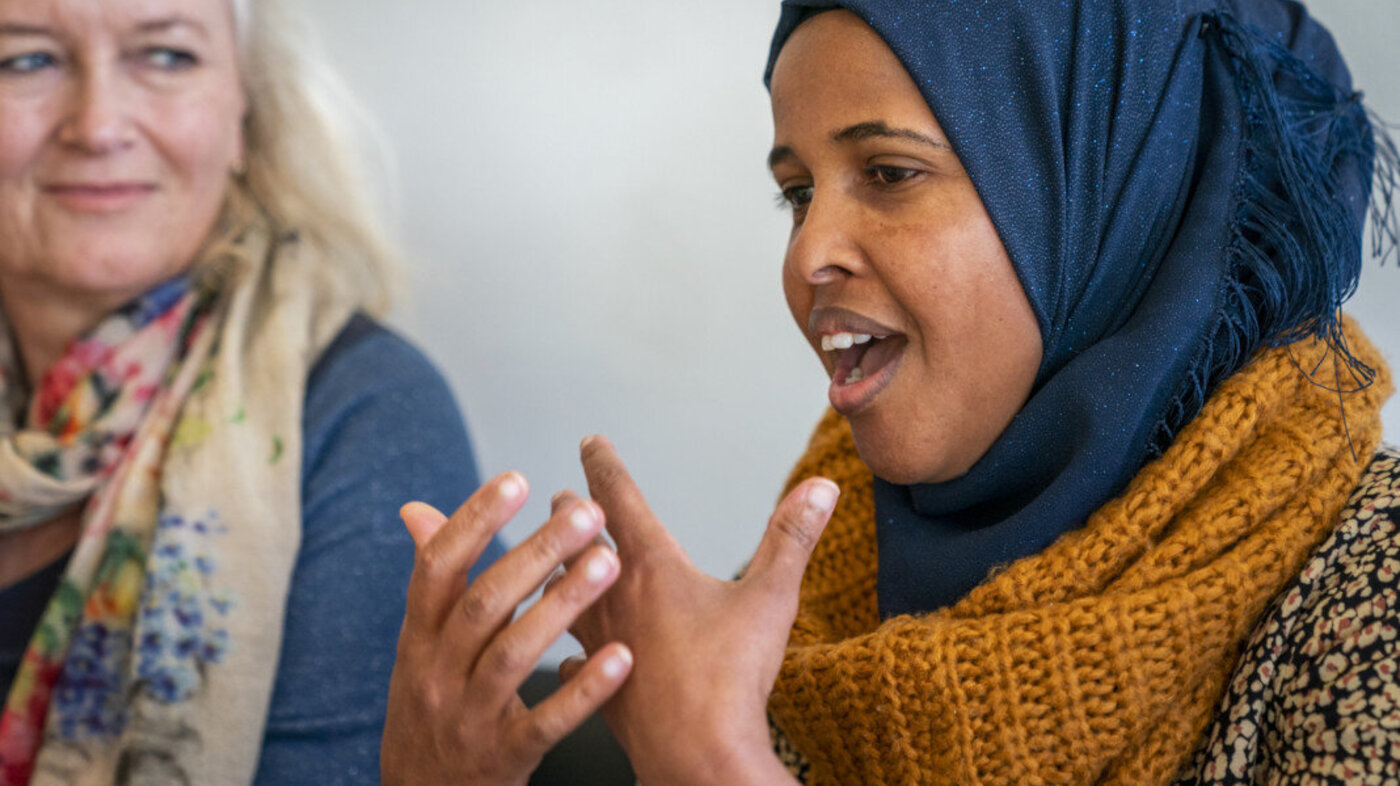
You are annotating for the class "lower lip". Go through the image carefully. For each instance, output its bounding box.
[44,185,157,213]
[828,345,904,416]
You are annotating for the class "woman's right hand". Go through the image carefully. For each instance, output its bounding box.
[381,471,634,786]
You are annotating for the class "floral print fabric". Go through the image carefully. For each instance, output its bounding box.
[1,222,360,786]
[0,277,220,785]
[1178,446,1400,785]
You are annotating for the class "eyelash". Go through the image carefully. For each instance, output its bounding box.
[139,47,198,70]
[775,185,813,211]
[0,47,197,76]
[773,166,922,212]
[0,52,58,74]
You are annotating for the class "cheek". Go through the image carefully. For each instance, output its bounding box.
[781,249,812,330]
[0,105,47,177]
[149,91,244,187]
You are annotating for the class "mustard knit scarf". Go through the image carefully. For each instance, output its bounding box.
[769,321,1392,785]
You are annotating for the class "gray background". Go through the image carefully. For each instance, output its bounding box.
[300,1,1399,663]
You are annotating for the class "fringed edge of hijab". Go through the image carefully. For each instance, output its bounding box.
[1152,9,1400,455]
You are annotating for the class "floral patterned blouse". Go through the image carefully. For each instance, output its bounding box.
[1178,445,1400,785]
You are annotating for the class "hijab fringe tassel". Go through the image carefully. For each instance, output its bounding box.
[1153,10,1399,456]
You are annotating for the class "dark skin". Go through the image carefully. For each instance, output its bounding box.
[563,436,835,786]
[382,10,1040,784]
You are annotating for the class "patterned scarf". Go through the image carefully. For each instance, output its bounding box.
[0,223,357,785]
[769,321,1391,784]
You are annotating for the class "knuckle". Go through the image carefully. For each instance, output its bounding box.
[517,711,563,750]
[569,668,606,706]
[551,575,591,608]
[526,528,566,564]
[411,675,447,717]
[458,582,502,625]
[416,540,468,583]
[773,511,819,553]
[415,544,448,578]
[484,639,528,676]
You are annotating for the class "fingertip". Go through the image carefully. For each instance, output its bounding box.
[582,544,619,584]
[600,642,633,680]
[558,653,587,683]
[803,478,840,516]
[568,499,604,535]
[580,434,615,458]
[497,471,528,502]
[399,501,447,546]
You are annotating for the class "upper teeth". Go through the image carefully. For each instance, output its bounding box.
[821,332,873,352]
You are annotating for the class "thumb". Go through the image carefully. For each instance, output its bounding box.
[744,478,838,597]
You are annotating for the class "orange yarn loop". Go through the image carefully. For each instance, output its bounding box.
[770,320,1392,785]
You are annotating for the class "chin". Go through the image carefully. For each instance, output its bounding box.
[41,244,189,298]
[849,426,970,486]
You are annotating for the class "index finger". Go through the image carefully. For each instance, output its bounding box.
[578,435,675,557]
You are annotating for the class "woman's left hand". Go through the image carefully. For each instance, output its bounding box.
[562,435,838,786]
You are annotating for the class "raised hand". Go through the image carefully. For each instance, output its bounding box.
[565,436,837,786]
[381,471,634,786]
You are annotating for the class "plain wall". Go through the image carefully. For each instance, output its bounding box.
[300,0,1400,663]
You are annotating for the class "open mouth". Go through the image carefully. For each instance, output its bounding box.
[821,330,907,414]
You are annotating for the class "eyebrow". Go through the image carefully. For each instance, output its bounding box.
[832,121,949,150]
[768,120,951,170]
[0,23,52,36]
[135,16,209,37]
[0,16,208,39]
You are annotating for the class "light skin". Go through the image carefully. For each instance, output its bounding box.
[0,4,640,777]
[0,0,245,587]
[383,10,1045,785]
[381,472,636,786]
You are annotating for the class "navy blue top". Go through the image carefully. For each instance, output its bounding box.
[0,313,504,785]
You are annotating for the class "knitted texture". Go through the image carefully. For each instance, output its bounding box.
[768,320,1393,785]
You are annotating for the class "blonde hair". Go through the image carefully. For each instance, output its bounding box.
[221,0,399,314]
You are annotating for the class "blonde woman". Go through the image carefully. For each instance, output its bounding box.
[0,0,502,783]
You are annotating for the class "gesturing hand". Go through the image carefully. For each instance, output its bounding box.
[381,471,634,786]
[564,436,838,786]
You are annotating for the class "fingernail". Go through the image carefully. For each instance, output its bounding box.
[570,502,599,532]
[580,435,599,451]
[499,473,524,500]
[584,550,614,582]
[550,490,567,507]
[806,480,840,513]
[602,646,632,679]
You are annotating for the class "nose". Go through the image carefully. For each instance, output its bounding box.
[56,65,133,155]
[784,191,865,287]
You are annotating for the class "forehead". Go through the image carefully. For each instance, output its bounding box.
[769,11,934,138]
[0,0,232,36]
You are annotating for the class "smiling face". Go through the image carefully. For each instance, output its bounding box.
[0,0,245,310]
[769,10,1042,485]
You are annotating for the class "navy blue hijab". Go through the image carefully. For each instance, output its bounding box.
[764,0,1396,617]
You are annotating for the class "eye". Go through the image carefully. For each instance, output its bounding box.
[867,164,920,187]
[0,51,58,74]
[139,47,198,71]
[775,184,814,211]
